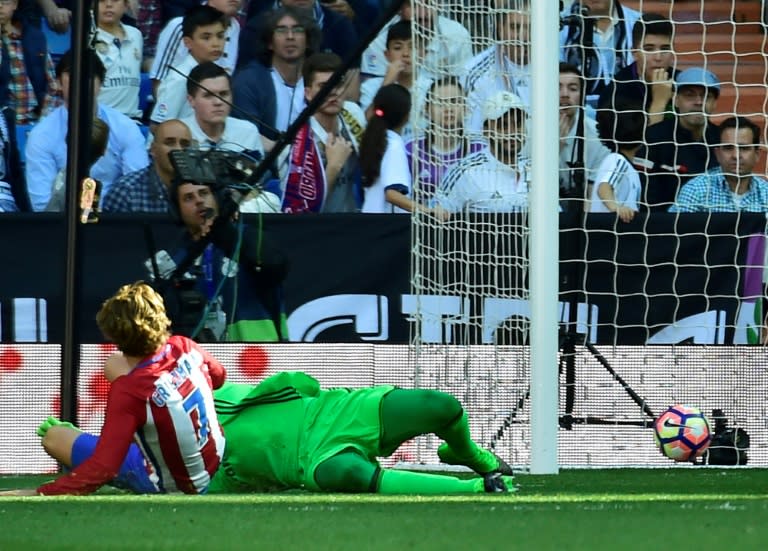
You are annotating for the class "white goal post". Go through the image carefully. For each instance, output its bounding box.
[528,0,560,475]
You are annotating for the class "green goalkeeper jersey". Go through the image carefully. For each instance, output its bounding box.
[208,372,395,493]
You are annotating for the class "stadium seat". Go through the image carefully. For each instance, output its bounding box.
[138,72,153,114]
[42,20,72,65]
[15,124,33,166]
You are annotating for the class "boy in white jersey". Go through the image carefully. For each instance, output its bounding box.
[462,0,531,137]
[588,100,645,221]
[94,0,144,119]
[361,0,472,81]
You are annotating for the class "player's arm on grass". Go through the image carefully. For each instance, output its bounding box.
[36,380,144,496]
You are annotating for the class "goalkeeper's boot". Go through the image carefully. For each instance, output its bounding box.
[36,416,79,438]
[438,443,514,477]
[475,473,517,494]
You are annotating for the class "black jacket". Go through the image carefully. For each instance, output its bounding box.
[640,119,720,211]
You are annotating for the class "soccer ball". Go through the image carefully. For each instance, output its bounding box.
[654,405,711,462]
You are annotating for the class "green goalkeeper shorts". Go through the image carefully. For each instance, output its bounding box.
[209,384,396,493]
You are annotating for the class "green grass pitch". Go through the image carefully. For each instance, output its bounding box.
[2,469,767,550]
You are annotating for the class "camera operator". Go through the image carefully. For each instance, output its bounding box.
[559,0,640,109]
[558,63,610,212]
[156,170,290,342]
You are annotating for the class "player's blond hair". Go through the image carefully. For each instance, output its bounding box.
[96,282,171,357]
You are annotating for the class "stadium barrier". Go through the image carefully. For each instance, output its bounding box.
[1,212,765,345]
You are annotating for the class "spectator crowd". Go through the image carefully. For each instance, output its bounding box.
[0,0,765,219]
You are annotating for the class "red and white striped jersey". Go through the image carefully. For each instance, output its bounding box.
[38,335,226,495]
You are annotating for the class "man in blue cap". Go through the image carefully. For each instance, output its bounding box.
[641,67,722,210]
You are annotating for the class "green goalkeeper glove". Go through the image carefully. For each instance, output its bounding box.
[36,416,79,438]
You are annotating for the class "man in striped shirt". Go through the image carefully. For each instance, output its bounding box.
[436,91,531,215]
[7,282,227,496]
[670,117,768,213]
[461,0,530,137]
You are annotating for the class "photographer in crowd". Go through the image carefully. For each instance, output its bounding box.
[153,149,290,342]
[558,62,610,212]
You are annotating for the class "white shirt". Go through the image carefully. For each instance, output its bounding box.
[362,130,411,214]
[181,116,276,213]
[95,24,144,118]
[359,77,383,112]
[270,70,305,132]
[437,147,530,213]
[150,17,239,81]
[462,47,531,137]
[181,115,265,156]
[589,152,641,212]
[362,15,472,80]
[150,55,198,124]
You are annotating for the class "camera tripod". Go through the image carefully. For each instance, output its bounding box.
[488,210,657,449]
[488,324,657,451]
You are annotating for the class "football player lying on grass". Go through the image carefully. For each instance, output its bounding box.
[206,372,515,494]
[10,366,514,495]
[0,282,226,497]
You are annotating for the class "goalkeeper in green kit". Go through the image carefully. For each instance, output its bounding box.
[33,363,514,495]
[207,371,515,494]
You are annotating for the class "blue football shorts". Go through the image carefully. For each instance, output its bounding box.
[71,433,159,494]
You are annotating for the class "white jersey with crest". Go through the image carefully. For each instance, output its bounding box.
[589,152,641,212]
[437,147,531,213]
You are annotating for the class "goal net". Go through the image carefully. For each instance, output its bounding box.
[407,0,768,468]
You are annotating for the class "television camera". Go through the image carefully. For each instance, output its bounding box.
[145,147,272,342]
[168,147,267,219]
